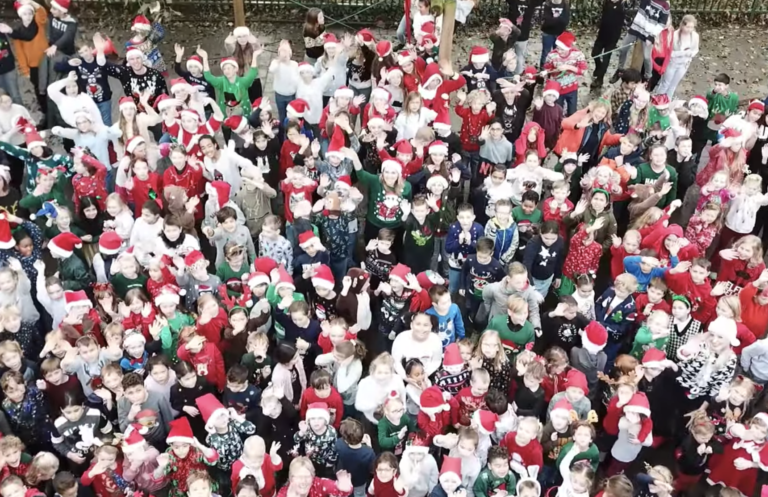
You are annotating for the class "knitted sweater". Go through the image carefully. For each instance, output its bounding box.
[542,48,587,95]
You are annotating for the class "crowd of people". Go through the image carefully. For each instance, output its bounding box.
[0,1,766,497]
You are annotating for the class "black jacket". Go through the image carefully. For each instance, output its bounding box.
[541,1,570,36]
[596,0,626,45]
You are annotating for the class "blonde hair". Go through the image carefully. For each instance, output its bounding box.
[289,457,316,479]
[631,207,664,230]
[402,92,423,117]
[0,305,20,320]
[508,262,528,278]
[103,322,124,344]
[106,192,127,211]
[744,174,763,190]
[647,310,670,328]
[589,100,612,125]
[474,330,507,370]
[370,352,395,376]
[624,229,641,243]
[26,452,59,486]
[615,273,639,294]
[517,416,542,440]
[466,90,489,106]
[733,234,764,267]
[646,465,674,487]
[719,295,742,321]
[0,340,21,359]
[197,294,218,313]
[679,14,697,29]
[506,295,528,315]
[246,332,269,351]
[0,435,24,453]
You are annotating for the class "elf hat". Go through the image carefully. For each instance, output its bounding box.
[443,343,463,368]
[624,392,651,417]
[381,158,403,176]
[186,55,204,72]
[420,386,449,412]
[98,231,122,255]
[432,106,451,131]
[125,135,145,155]
[207,181,231,209]
[583,321,608,349]
[469,46,490,65]
[749,100,765,114]
[555,31,576,50]
[641,348,667,369]
[233,26,250,37]
[388,263,411,287]
[196,393,229,433]
[428,140,448,156]
[287,99,310,119]
[155,284,182,307]
[417,271,445,291]
[323,33,339,47]
[224,115,249,134]
[311,264,335,290]
[334,86,355,100]
[440,456,462,481]
[248,272,270,289]
[184,249,206,268]
[65,290,93,311]
[427,173,449,190]
[326,127,346,159]
[0,214,14,249]
[131,15,151,31]
[274,265,295,293]
[51,0,69,12]
[306,402,331,423]
[473,410,499,435]
[651,94,670,110]
[14,1,35,16]
[49,232,82,258]
[356,29,375,44]
[395,140,413,156]
[170,77,193,95]
[22,124,45,150]
[119,96,137,112]
[565,369,588,396]
[220,57,239,71]
[376,40,392,61]
[298,230,321,249]
[542,80,561,99]
[550,398,574,418]
[166,417,195,445]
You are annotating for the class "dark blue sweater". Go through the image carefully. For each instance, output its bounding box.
[460,255,505,299]
[335,439,376,487]
[523,235,565,281]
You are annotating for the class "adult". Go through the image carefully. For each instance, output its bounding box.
[655,15,700,98]
[268,40,300,124]
[276,457,352,497]
[554,99,620,174]
[197,46,260,118]
[612,0,671,83]
[564,189,618,252]
[199,134,252,197]
[391,314,443,379]
[225,27,264,103]
[0,89,33,190]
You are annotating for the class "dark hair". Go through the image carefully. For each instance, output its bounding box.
[142,200,162,217]
[521,190,540,204]
[575,274,593,287]
[174,360,196,378]
[310,369,331,389]
[216,206,238,224]
[560,295,577,307]
[12,227,31,245]
[146,355,170,373]
[79,196,102,218]
[540,220,559,235]
[620,69,642,84]
[236,475,260,497]
[488,117,504,128]
[639,248,658,258]
[62,389,86,409]
[404,358,424,377]
[375,452,398,470]
[198,135,217,149]
[164,214,184,229]
[303,8,324,37]
[457,203,474,215]
[122,372,144,390]
[484,388,508,415]
[714,73,731,85]
[340,418,364,444]
[476,237,495,255]
[286,121,302,135]
[428,284,449,302]
[378,228,395,242]
[53,472,78,493]
[491,164,506,176]
[487,445,509,463]
[275,342,297,365]
[227,364,249,384]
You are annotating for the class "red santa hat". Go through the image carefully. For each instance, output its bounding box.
[254,257,278,276]
[443,343,463,368]
[336,175,352,189]
[248,272,270,289]
[207,181,231,209]
[542,80,561,99]
[550,398,574,419]
[186,55,203,72]
[426,173,449,190]
[397,50,414,66]
[98,231,122,255]
[473,410,499,435]
[233,26,250,37]
[274,265,295,293]
[224,115,249,134]
[51,0,69,12]
[123,331,146,348]
[428,140,448,156]
[49,232,82,258]
[220,57,239,71]
[122,425,146,450]
[641,348,667,369]
[689,95,708,108]
[376,40,392,61]
[125,135,145,155]
[125,46,144,60]
[298,62,315,75]
[334,86,355,100]
[419,21,435,38]
[523,66,538,81]
[469,46,490,65]
[119,96,136,112]
[154,94,179,112]
[651,94,670,110]
[180,108,202,123]
[371,87,391,104]
[357,29,375,44]
[323,33,339,48]
[749,100,765,114]
[440,456,462,481]
[305,402,331,423]
[14,1,35,16]
[170,77,193,95]
[385,67,403,82]
[422,63,443,90]
[381,158,403,176]
[499,18,514,30]
[252,97,271,113]
[311,264,335,290]
[420,386,449,414]
[0,214,13,250]
[184,249,206,268]
[298,230,321,249]
[287,99,310,119]
[555,31,576,50]
[155,284,182,307]
[565,369,588,396]
[624,392,651,417]
[22,124,45,150]
[420,33,438,47]
[367,116,386,129]
[166,417,195,445]
[388,263,411,286]
[196,393,229,432]
[395,140,413,156]
[582,321,607,350]
[326,127,346,160]
[432,106,451,131]
[131,15,151,31]
[64,290,92,311]
[416,270,444,291]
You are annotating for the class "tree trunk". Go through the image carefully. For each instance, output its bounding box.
[233,0,246,27]
[438,2,456,76]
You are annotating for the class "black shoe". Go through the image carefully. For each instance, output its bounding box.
[590,77,603,90]
[609,70,621,84]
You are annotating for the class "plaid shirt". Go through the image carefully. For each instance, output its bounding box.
[666,317,702,360]
[609,84,633,121]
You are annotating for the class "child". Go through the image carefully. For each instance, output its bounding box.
[487,296,535,361]
[540,398,574,486]
[355,352,406,425]
[674,415,721,492]
[607,392,653,476]
[500,417,543,482]
[703,73,739,147]
[235,164,277,240]
[570,321,608,397]
[204,206,257,267]
[159,417,219,497]
[177,328,226,392]
[472,165,513,226]
[513,354,546,418]
[474,330,514,394]
[559,223,603,297]
[629,310,671,358]
[547,369,592,420]
[542,32,587,117]
[449,368,490,427]
[364,228,398,289]
[176,250,222,309]
[539,297,590,355]
[554,460,594,497]
[1,476,45,497]
[299,369,343,429]
[541,180,573,238]
[0,303,41,360]
[430,456,465,497]
[293,233,330,291]
[0,435,31,479]
[596,273,638,368]
[258,215,293,270]
[723,174,768,248]
[118,372,174,445]
[48,232,94,291]
[523,220,564,297]
[484,199,518,268]
[292,402,338,477]
[336,418,376,497]
[455,90,495,172]
[110,254,148,300]
[377,394,417,457]
[716,234,765,295]
[425,285,465,348]
[230,435,283,497]
[482,263,542,328]
[435,343,470,396]
[634,277,672,324]
[459,237,505,323]
[507,152,564,206]
[473,446,516,497]
[610,231,641,280]
[446,204,484,293]
[401,195,437,274]
[477,119,514,187]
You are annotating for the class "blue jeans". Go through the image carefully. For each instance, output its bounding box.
[274,93,294,127]
[0,70,22,106]
[330,258,349,288]
[448,268,462,293]
[96,99,113,126]
[532,275,554,298]
[540,34,557,69]
[396,15,407,44]
[558,91,578,117]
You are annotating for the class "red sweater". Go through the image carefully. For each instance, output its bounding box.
[417,410,451,444]
[633,294,671,324]
[122,308,157,342]
[610,246,639,281]
[231,457,283,497]
[367,475,406,497]
[454,105,493,153]
[279,141,301,179]
[740,283,768,340]
[449,387,486,426]
[562,228,602,279]
[129,172,163,217]
[81,462,125,497]
[717,259,766,295]
[664,271,717,325]
[500,433,543,471]
[178,342,226,391]
[73,155,108,212]
[299,387,344,429]
[734,322,757,356]
[146,266,178,299]
[162,165,205,220]
[196,307,228,348]
[541,198,573,238]
[318,330,356,354]
[541,369,569,403]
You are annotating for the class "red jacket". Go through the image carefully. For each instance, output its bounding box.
[541,368,569,403]
[554,108,622,157]
[122,308,157,342]
[178,342,226,391]
[417,409,451,444]
[163,165,205,220]
[542,197,573,239]
[633,294,672,324]
[740,283,768,340]
[129,172,163,218]
[196,307,228,348]
[299,387,345,428]
[664,271,717,325]
[651,28,673,75]
[610,245,638,280]
[231,457,283,497]
[454,105,493,153]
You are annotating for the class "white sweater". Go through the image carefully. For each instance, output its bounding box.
[725,192,768,234]
[315,53,349,97]
[36,272,66,329]
[391,330,443,379]
[145,369,179,416]
[129,218,165,258]
[399,453,438,497]
[105,210,135,242]
[0,105,33,145]
[354,375,406,424]
[47,79,103,129]
[395,108,437,141]
[204,146,252,197]
[317,354,364,406]
[269,60,300,97]
[295,72,335,124]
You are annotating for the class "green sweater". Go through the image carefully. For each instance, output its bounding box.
[266,284,306,340]
[356,169,412,229]
[630,163,678,208]
[111,273,149,300]
[473,468,517,497]
[629,325,670,359]
[487,315,535,361]
[0,142,74,194]
[19,174,72,212]
[216,262,250,296]
[377,414,417,454]
[204,67,258,115]
[159,311,196,363]
[59,254,94,291]
[554,442,600,472]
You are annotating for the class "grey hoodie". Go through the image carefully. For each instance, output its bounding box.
[741,339,768,383]
[481,277,541,328]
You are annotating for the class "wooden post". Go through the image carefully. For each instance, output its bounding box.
[233,0,246,27]
[437,2,456,75]
[630,41,644,72]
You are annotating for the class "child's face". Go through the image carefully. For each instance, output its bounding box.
[329,326,346,346]
[188,479,212,497]
[693,431,712,445]
[476,250,492,264]
[1,482,25,497]
[490,170,505,186]
[376,463,397,483]
[576,284,593,300]
[509,307,528,325]
[102,372,122,392]
[106,200,122,217]
[552,186,568,203]
[716,299,733,319]
[1,449,20,468]
[543,93,557,106]
[124,385,146,404]
[62,403,85,422]
[737,243,755,260]
[495,205,511,224]
[509,273,527,291]
[459,344,473,364]
[221,217,238,233]
[619,139,637,156]
[521,200,537,215]
[15,236,32,258]
[179,372,197,388]
[314,384,331,399]
[729,385,748,405]
[261,223,279,239]
[524,154,539,170]
[83,205,98,220]
[677,139,693,157]
[751,421,768,442]
[489,457,509,478]
[471,378,489,397]
[647,286,664,304]
[596,169,611,185]
[125,342,145,358]
[372,364,393,383]
[150,365,169,384]
[713,82,728,94]
[163,224,182,241]
[480,336,499,358]
[434,293,452,314]
[710,174,727,191]
[457,210,475,230]
[57,211,71,230]
[79,343,100,363]
[671,300,690,321]
[550,409,570,431]
[159,302,176,318]
[290,311,310,327]
[565,386,585,403]
[412,204,429,222]
[3,380,24,403]
[186,336,205,354]
[408,365,425,385]
[171,442,191,458]
[541,233,558,247]
[385,400,405,425]
[516,422,538,445]
[650,317,668,335]
[44,368,64,384]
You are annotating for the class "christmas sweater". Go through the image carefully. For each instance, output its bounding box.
[206,419,257,471]
[231,456,283,497]
[280,182,318,224]
[676,346,737,400]
[500,433,544,480]
[0,142,74,194]
[312,211,355,262]
[455,105,493,153]
[73,155,108,212]
[542,48,587,95]
[561,228,602,280]
[664,271,716,324]
[449,386,487,426]
[178,342,226,392]
[473,468,516,497]
[595,289,637,343]
[80,462,127,497]
[487,315,535,361]
[378,414,417,455]
[426,304,466,348]
[162,165,206,219]
[128,172,163,218]
[716,258,766,296]
[357,169,413,229]
[417,409,451,444]
[460,255,505,299]
[633,294,671,325]
[666,316,703,359]
[435,367,471,396]
[276,478,350,497]
[125,24,166,73]
[629,326,669,358]
[446,222,484,270]
[1,386,53,448]
[162,447,219,497]
[293,425,339,468]
[52,407,112,459]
